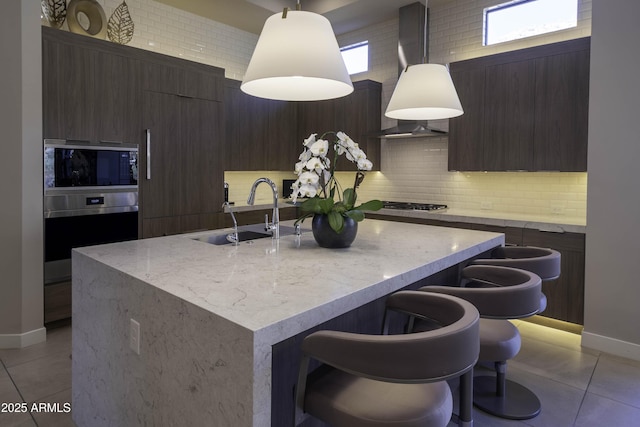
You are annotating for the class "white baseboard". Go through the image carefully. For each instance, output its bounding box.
[0,327,47,349]
[582,331,640,362]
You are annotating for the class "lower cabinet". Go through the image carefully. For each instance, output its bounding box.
[369,214,585,324]
[44,281,72,324]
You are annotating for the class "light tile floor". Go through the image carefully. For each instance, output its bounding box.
[2,321,640,426]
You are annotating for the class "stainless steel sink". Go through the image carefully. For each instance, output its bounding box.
[195,230,272,245]
[192,225,302,246]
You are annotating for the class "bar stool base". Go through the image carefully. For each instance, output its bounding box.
[473,376,541,420]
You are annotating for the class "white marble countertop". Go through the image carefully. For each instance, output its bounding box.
[75,219,503,343]
[225,200,586,233]
[375,207,586,234]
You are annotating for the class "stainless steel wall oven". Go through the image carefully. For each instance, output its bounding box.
[43,139,139,284]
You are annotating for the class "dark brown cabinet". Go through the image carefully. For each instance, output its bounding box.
[42,27,140,144]
[449,37,590,172]
[223,79,298,171]
[140,91,224,238]
[522,229,585,324]
[447,68,485,171]
[223,79,381,172]
[533,49,590,171]
[483,60,536,171]
[297,80,382,171]
[141,55,223,101]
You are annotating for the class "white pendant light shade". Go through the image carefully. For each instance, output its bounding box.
[241,10,353,101]
[385,64,464,120]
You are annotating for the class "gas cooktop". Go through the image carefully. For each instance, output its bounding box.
[382,201,448,211]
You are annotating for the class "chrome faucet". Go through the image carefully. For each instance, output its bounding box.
[222,202,239,244]
[247,177,279,239]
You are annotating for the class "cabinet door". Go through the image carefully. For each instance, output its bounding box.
[223,80,270,170]
[483,60,535,171]
[93,52,140,144]
[448,67,486,171]
[297,99,339,143]
[43,39,95,141]
[336,82,381,171]
[180,65,223,101]
[141,57,223,101]
[140,59,181,95]
[522,229,585,324]
[179,97,224,216]
[141,91,181,219]
[534,50,589,171]
[268,100,299,171]
[42,35,65,139]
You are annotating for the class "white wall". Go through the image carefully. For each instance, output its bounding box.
[0,0,45,348]
[582,0,640,360]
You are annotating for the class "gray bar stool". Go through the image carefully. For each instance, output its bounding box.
[471,246,560,313]
[295,291,480,427]
[420,265,543,420]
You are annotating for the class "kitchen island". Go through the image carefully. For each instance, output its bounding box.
[71,219,503,427]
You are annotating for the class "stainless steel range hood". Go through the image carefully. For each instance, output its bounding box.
[380,2,448,139]
[380,120,447,138]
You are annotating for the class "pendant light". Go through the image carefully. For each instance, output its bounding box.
[385,0,463,120]
[385,63,463,120]
[241,2,353,101]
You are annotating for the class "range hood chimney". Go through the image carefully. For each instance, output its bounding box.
[380,2,449,138]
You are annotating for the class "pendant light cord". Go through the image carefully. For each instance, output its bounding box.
[423,0,429,64]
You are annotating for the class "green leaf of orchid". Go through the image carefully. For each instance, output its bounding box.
[327,211,345,233]
[343,188,357,209]
[318,197,335,214]
[355,199,383,212]
[345,209,365,222]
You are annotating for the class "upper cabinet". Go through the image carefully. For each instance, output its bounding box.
[223,79,298,171]
[141,54,223,101]
[224,79,382,172]
[42,27,140,144]
[448,37,590,172]
[297,80,382,171]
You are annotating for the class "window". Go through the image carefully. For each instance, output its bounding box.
[484,0,578,46]
[340,41,368,75]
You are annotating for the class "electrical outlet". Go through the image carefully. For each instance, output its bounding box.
[480,201,493,210]
[130,319,140,355]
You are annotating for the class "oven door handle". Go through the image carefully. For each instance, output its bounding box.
[145,129,151,180]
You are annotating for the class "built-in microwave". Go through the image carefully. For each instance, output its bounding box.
[43,139,140,284]
[44,139,138,190]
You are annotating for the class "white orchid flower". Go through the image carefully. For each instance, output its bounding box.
[306,157,324,173]
[294,160,307,175]
[291,180,301,202]
[299,171,320,185]
[299,149,312,162]
[304,133,317,147]
[310,139,329,157]
[348,148,366,162]
[357,158,373,171]
[298,184,318,198]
